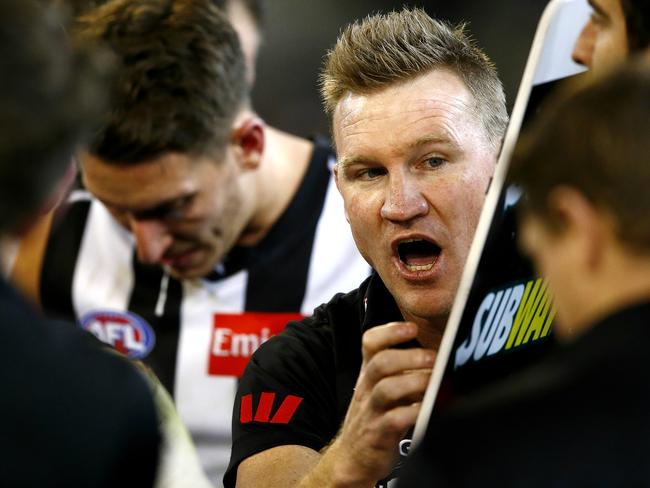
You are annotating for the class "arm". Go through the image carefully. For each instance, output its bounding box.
[236,445,321,487]
[235,322,435,487]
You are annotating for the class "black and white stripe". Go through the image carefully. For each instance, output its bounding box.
[39,139,370,482]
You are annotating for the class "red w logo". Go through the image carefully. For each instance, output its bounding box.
[240,392,303,424]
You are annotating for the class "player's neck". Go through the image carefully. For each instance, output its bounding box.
[400,309,446,350]
[243,125,313,246]
[556,246,650,342]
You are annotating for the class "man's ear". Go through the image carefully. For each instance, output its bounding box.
[547,186,607,269]
[231,117,264,171]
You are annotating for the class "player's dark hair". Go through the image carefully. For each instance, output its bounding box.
[74,0,247,163]
[0,0,105,232]
[621,0,650,51]
[510,62,650,249]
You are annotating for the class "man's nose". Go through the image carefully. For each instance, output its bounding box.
[572,22,595,67]
[380,174,428,222]
[130,218,173,265]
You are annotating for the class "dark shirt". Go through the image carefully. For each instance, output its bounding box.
[399,301,650,487]
[225,272,409,488]
[0,278,160,487]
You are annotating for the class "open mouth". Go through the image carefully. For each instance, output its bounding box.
[397,238,441,272]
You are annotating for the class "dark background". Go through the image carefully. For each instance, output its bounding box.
[252,0,551,138]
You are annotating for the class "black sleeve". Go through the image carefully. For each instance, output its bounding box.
[224,316,341,487]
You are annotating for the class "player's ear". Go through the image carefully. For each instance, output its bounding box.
[231,116,265,171]
[547,185,605,269]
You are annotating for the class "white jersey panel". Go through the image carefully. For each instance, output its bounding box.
[72,199,134,316]
[174,271,247,481]
[301,157,370,314]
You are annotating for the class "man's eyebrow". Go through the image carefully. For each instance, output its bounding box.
[99,193,193,216]
[407,135,460,151]
[337,155,375,169]
[588,0,608,18]
[337,136,460,169]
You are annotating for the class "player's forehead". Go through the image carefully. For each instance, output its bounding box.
[81,151,207,208]
[333,70,482,157]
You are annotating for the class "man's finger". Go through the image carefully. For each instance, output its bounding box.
[362,348,435,386]
[371,370,432,411]
[361,322,418,360]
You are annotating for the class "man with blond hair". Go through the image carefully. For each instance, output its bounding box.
[225,8,508,487]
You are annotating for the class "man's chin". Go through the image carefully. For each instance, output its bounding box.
[164,261,213,281]
[160,248,218,280]
[164,266,211,280]
[394,287,453,327]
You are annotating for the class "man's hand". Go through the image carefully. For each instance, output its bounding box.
[313,321,435,487]
[236,322,436,488]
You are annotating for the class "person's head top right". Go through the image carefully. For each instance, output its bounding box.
[572,0,650,72]
[320,8,507,344]
[73,0,269,281]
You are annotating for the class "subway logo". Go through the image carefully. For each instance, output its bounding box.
[454,278,555,369]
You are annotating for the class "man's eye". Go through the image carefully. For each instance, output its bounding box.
[425,157,445,169]
[356,167,385,180]
[165,197,193,220]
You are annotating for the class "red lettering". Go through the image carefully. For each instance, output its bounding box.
[208,312,303,377]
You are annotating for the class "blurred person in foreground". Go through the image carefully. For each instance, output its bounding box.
[572,0,650,72]
[11,0,368,481]
[399,61,650,487]
[0,0,161,486]
[225,8,508,487]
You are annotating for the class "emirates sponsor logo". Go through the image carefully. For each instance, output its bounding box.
[208,312,303,377]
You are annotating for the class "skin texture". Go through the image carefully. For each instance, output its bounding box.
[80,112,275,281]
[333,69,497,345]
[81,150,255,280]
[572,0,629,72]
[236,69,498,487]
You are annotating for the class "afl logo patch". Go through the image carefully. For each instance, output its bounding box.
[80,310,156,359]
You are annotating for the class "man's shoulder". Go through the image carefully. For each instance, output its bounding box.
[0,280,160,486]
[253,279,369,363]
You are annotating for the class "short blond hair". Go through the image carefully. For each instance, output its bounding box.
[320,8,507,150]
